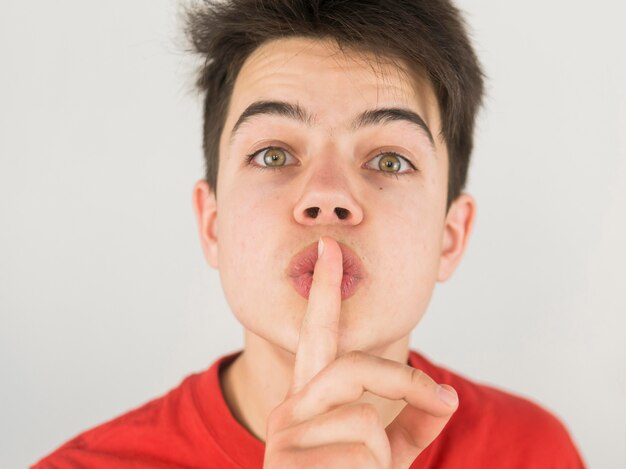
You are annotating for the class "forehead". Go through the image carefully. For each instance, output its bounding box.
[224,37,442,142]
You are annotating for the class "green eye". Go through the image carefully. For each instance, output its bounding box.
[378,154,401,173]
[247,146,297,170]
[364,151,415,176]
[263,148,287,166]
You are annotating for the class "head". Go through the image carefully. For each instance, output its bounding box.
[188,0,485,355]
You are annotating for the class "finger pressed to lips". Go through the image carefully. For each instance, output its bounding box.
[271,236,458,468]
[289,236,458,423]
[291,236,344,394]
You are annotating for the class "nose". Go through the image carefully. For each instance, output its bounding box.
[293,163,364,226]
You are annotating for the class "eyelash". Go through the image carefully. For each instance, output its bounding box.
[244,146,416,178]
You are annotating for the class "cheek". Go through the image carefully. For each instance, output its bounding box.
[215,186,287,321]
[370,199,441,312]
[218,174,282,252]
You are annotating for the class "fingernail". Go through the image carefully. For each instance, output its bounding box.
[318,238,325,258]
[437,385,458,407]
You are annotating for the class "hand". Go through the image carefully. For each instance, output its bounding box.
[263,236,459,468]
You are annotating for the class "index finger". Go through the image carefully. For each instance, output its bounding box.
[290,236,343,394]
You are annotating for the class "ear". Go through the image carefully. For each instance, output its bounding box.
[192,179,219,269]
[437,193,477,282]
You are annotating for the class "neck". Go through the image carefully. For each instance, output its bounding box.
[220,331,411,442]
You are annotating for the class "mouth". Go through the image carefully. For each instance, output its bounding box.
[286,241,366,301]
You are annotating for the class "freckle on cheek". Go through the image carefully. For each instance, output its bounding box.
[379,187,383,191]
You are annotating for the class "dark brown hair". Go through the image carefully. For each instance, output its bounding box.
[185,0,485,210]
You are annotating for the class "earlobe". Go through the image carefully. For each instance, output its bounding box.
[437,193,477,282]
[192,179,219,269]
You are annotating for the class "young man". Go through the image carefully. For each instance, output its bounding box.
[34,0,585,467]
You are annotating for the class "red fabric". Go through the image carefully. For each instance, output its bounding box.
[32,350,585,468]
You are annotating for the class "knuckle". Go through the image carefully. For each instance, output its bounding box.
[263,447,297,469]
[342,349,366,367]
[266,404,291,435]
[355,403,381,428]
[409,367,428,388]
[345,443,379,467]
[268,426,293,452]
[266,407,281,433]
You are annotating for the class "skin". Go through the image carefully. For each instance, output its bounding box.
[193,37,476,467]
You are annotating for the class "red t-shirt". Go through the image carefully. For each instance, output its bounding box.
[33,350,585,468]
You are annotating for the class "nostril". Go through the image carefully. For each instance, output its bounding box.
[335,207,349,220]
[303,207,350,220]
[305,207,320,218]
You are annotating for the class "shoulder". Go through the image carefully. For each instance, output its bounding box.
[409,350,586,468]
[31,370,212,469]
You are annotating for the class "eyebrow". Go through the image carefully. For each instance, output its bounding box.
[351,108,435,148]
[229,100,436,150]
[229,101,313,143]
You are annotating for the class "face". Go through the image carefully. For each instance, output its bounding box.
[194,37,475,355]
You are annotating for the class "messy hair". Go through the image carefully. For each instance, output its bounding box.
[185,0,485,210]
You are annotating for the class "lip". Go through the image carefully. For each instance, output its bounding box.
[286,241,366,301]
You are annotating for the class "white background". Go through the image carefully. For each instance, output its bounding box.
[1,1,625,467]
